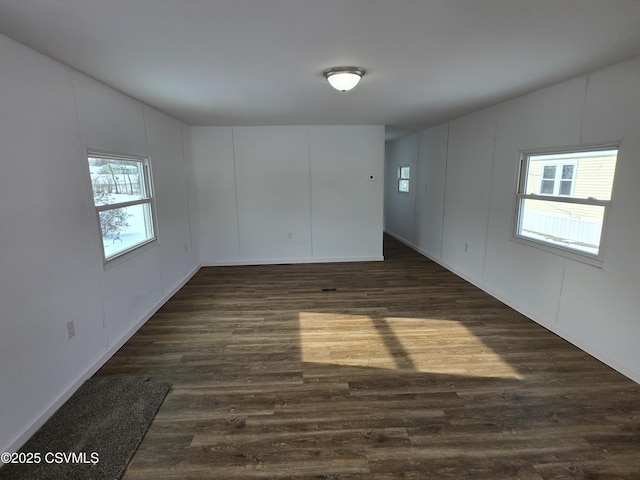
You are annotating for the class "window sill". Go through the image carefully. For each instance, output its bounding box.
[510,234,604,269]
[102,238,158,270]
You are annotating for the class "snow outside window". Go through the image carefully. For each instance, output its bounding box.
[88,150,157,263]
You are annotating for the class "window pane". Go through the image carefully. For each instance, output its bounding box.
[89,157,146,206]
[518,198,604,255]
[400,167,410,179]
[562,164,574,179]
[542,165,556,179]
[398,179,409,193]
[559,180,572,196]
[540,180,554,194]
[99,202,154,260]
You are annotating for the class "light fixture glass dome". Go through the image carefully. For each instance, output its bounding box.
[323,67,365,92]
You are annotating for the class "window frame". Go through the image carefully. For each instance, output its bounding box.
[87,149,158,265]
[513,143,619,267]
[398,166,410,193]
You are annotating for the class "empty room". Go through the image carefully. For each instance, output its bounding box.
[1,1,640,478]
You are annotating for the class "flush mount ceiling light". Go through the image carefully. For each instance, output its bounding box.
[323,66,365,92]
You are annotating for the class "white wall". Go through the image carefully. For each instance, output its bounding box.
[384,134,418,243]
[414,125,448,259]
[385,56,640,383]
[0,34,200,453]
[309,126,384,259]
[442,107,497,285]
[190,127,239,263]
[192,125,385,265]
[234,126,313,260]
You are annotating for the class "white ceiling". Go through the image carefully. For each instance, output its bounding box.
[1,0,640,140]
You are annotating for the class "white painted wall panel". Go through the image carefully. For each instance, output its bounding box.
[100,248,164,344]
[415,125,448,259]
[233,126,312,262]
[558,262,640,379]
[441,108,496,284]
[191,127,240,263]
[181,124,200,263]
[71,71,148,156]
[145,106,197,283]
[309,126,384,260]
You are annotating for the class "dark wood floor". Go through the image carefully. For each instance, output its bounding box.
[97,235,640,479]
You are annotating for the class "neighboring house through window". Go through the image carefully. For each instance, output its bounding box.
[539,161,576,196]
[514,145,618,264]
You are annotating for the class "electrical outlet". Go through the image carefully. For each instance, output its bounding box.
[66,320,75,339]
[287,232,293,240]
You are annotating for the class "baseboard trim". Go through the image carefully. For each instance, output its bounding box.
[2,264,201,458]
[202,256,384,266]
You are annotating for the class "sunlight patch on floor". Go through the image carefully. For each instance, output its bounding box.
[298,312,521,379]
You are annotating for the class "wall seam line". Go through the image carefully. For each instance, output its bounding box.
[180,126,195,254]
[307,127,314,258]
[481,109,499,283]
[142,106,166,297]
[579,73,591,144]
[231,127,243,260]
[440,123,451,260]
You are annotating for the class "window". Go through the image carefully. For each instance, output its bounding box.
[539,161,576,196]
[88,150,156,262]
[514,145,618,262]
[398,166,410,193]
